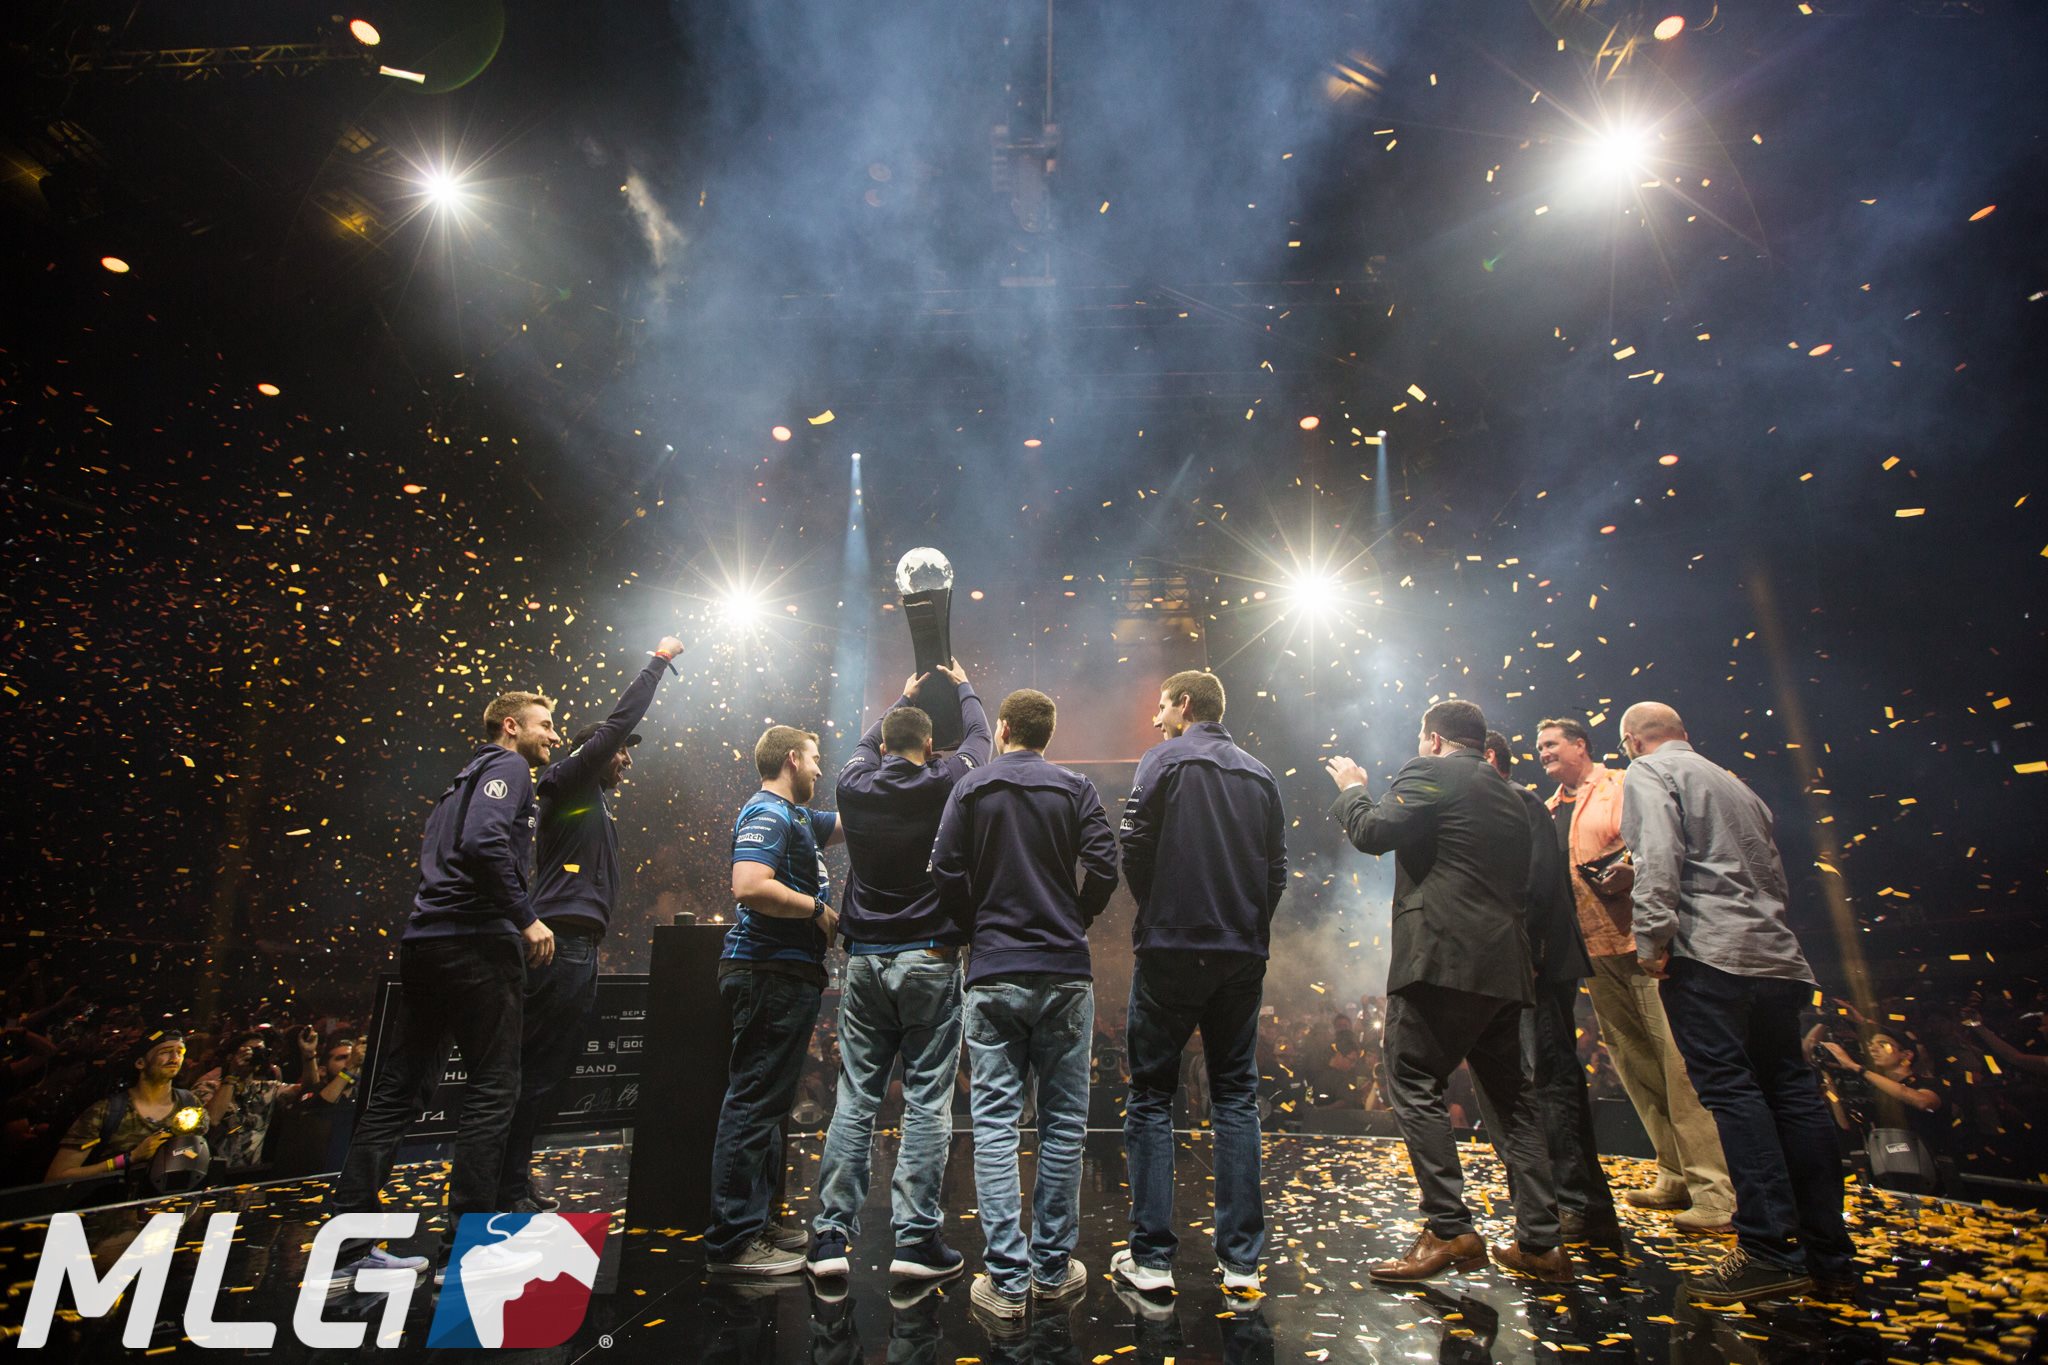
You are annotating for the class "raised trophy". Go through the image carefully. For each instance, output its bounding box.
[894,547,963,749]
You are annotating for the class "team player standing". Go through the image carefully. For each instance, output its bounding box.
[331,642,1854,1312]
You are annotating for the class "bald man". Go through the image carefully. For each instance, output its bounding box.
[1617,704,1854,1305]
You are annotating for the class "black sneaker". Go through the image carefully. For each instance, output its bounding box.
[807,1230,851,1278]
[523,1186,561,1211]
[890,1237,965,1281]
[1681,1247,1814,1305]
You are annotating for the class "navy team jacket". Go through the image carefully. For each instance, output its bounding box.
[405,744,538,941]
[835,681,992,947]
[1118,721,1288,957]
[930,749,1119,986]
[530,653,675,936]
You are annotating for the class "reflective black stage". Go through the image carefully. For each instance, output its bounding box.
[4,1133,2039,1362]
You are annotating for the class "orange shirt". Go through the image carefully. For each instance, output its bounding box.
[1547,764,1633,958]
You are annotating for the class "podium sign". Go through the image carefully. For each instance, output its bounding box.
[359,973,648,1140]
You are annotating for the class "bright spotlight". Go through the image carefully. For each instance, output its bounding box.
[1586,126,1650,180]
[1284,573,1344,617]
[99,255,131,274]
[348,18,382,46]
[1653,15,1685,41]
[1298,415,1321,431]
[718,589,765,630]
[850,451,861,461]
[770,425,792,442]
[420,169,467,210]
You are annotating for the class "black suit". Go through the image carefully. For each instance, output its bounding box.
[1330,749,1560,1248]
[1474,786,1618,1225]
[1332,750,1534,1003]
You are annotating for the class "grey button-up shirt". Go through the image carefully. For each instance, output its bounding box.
[1619,741,1813,983]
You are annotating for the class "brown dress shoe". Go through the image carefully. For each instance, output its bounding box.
[1368,1229,1488,1281]
[1493,1242,1574,1282]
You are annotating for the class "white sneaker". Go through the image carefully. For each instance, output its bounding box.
[1220,1262,1261,1294]
[1110,1247,1175,1293]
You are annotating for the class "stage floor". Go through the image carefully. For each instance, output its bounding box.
[2,1131,2040,1362]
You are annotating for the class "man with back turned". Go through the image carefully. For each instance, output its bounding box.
[1324,700,1569,1283]
[806,659,990,1285]
[1112,669,1286,1297]
[931,688,1118,1325]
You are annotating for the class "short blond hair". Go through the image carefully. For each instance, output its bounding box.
[755,725,820,780]
[482,690,553,740]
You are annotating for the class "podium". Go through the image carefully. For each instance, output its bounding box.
[623,922,741,1231]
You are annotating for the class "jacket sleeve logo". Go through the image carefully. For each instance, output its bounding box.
[483,779,509,799]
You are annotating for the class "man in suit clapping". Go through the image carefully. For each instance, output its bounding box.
[1325,700,1569,1285]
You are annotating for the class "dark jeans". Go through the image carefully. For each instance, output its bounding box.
[1124,950,1266,1273]
[1476,978,1617,1222]
[1383,983,1560,1249]
[496,925,601,1203]
[706,969,822,1260]
[1658,957,1854,1276]
[333,935,525,1217]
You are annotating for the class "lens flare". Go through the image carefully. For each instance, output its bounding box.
[1284,572,1344,617]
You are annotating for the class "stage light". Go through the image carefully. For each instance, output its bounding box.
[349,18,382,46]
[850,451,861,462]
[377,65,426,83]
[420,169,467,210]
[771,426,792,442]
[1659,453,1680,466]
[1299,415,1321,431]
[1587,126,1650,180]
[1284,572,1344,617]
[717,588,765,629]
[1023,438,1042,448]
[1653,15,1685,40]
[256,383,281,397]
[100,255,130,274]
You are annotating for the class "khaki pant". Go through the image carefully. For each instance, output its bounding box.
[1586,953,1734,1214]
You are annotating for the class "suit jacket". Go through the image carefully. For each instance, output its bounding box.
[1514,785,1593,987]
[1329,748,1533,1004]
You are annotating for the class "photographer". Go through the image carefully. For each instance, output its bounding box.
[196,1028,318,1173]
[1808,1023,1952,1194]
[44,1030,197,1184]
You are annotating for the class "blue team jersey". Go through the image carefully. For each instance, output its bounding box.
[722,790,838,968]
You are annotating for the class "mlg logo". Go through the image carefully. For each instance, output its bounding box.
[18,1211,608,1351]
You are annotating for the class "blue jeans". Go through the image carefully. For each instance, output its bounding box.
[964,974,1094,1296]
[496,926,600,1203]
[814,948,964,1245]
[706,969,823,1261]
[334,935,524,1217]
[1124,950,1266,1274]
[1658,958,1855,1276]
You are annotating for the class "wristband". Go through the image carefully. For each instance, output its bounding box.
[812,900,828,921]
[336,1070,356,1086]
